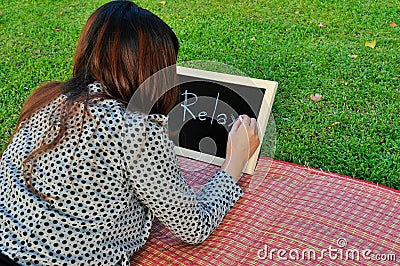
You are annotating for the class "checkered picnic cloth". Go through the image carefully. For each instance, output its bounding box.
[131,157,399,265]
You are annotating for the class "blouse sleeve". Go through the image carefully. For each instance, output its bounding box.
[123,113,243,245]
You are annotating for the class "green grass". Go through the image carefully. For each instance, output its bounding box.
[1,0,399,189]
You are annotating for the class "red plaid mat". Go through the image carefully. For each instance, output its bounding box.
[131,157,399,265]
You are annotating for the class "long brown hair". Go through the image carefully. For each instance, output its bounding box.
[13,1,180,199]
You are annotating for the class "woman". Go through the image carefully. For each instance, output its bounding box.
[0,1,260,265]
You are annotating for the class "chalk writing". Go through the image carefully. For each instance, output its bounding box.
[180,90,238,127]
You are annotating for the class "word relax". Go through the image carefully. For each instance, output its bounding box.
[180,90,238,127]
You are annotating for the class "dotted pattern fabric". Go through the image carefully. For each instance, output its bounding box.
[0,82,243,266]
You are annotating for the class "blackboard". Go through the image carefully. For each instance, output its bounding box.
[168,67,278,174]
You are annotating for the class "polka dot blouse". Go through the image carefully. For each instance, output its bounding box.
[0,82,243,266]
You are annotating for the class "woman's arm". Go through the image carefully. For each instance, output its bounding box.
[123,114,259,244]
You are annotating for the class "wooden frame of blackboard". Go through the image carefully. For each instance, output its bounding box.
[173,66,278,175]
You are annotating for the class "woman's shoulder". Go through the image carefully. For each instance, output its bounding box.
[124,112,168,135]
[86,82,126,122]
[87,82,168,130]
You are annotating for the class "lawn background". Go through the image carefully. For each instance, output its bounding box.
[0,0,399,189]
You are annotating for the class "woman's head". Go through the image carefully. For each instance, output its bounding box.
[15,1,180,200]
[73,0,179,113]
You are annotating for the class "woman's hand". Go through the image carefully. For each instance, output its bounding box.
[221,115,260,182]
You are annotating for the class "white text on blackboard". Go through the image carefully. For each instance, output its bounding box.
[180,90,237,127]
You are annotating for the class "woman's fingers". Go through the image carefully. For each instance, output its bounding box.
[249,118,258,135]
[231,116,242,132]
[240,115,251,126]
[239,115,258,136]
[231,115,251,133]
